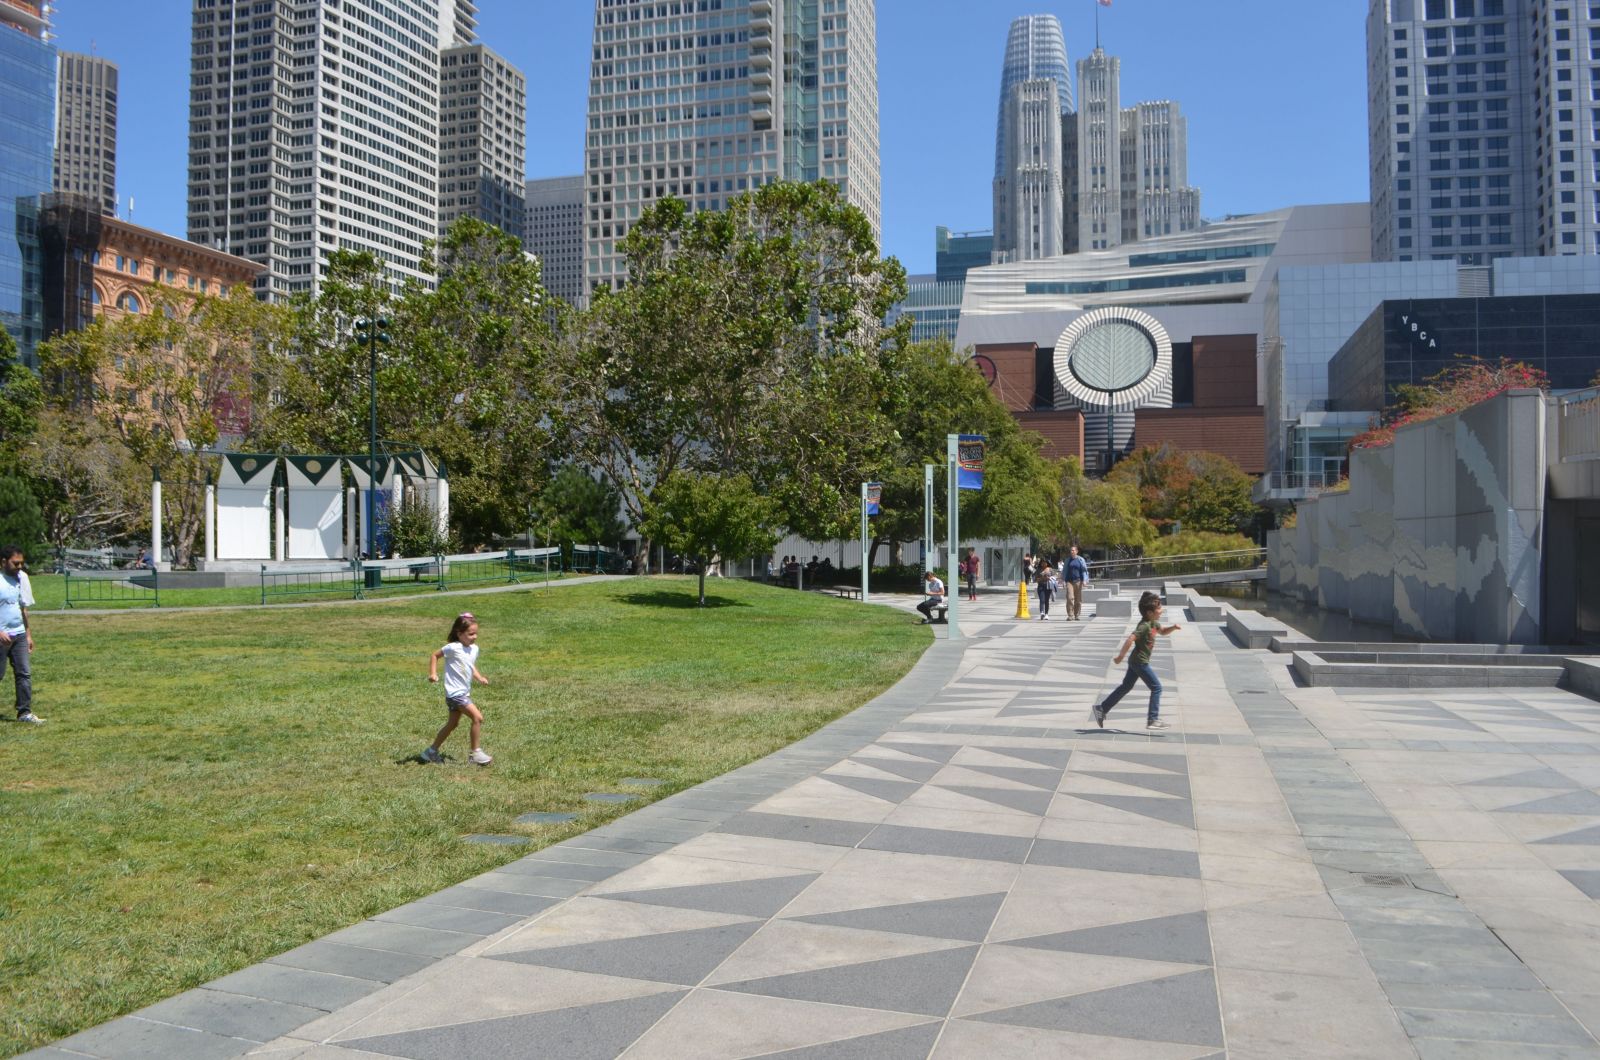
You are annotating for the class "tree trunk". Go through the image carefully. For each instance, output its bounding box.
[697,558,707,606]
[890,539,903,566]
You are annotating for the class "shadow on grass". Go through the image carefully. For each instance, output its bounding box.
[617,590,750,610]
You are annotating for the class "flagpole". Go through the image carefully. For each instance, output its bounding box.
[860,481,870,603]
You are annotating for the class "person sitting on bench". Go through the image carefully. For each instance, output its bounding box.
[917,571,947,624]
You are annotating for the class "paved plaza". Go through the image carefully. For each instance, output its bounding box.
[37,594,1600,1059]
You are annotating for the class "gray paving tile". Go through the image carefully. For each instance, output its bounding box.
[598,873,818,918]
[819,773,922,804]
[1059,792,1195,829]
[373,902,526,936]
[848,756,942,783]
[339,989,687,1060]
[716,812,876,848]
[1495,791,1600,815]
[935,785,1053,816]
[969,968,1223,1048]
[1076,770,1192,798]
[1003,910,1212,965]
[52,1017,251,1060]
[1368,958,1545,990]
[1535,825,1600,846]
[268,940,435,984]
[876,742,964,763]
[757,1021,943,1059]
[203,963,384,1013]
[508,858,623,883]
[415,886,559,917]
[1398,1008,1598,1047]
[514,811,578,825]
[790,891,1006,943]
[714,944,980,1017]
[859,823,1032,864]
[562,835,678,855]
[1027,838,1201,879]
[134,988,324,1044]
[489,920,761,985]
[1464,768,1581,789]
[462,871,593,899]
[320,920,480,959]
[1381,983,1570,1017]
[462,834,531,846]
[1560,870,1600,899]
[1081,751,1188,774]
[957,763,1063,790]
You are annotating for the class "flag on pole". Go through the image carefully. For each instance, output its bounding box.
[1098,0,1112,6]
[866,482,882,516]
[957,435,986,491]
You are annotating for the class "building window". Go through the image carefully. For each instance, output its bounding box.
[117,292,141,313]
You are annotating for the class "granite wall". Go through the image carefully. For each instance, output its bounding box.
[1267,389,1547,643]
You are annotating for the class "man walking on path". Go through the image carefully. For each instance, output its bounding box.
[1063,544,1090,619]
[917,570,947,624]
[0,545,41,724]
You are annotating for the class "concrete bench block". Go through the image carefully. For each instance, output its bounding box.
[1226,608,1288,649]
[1188,596,1226,622]
[1082,587,1114,602]
[1567,658,1600,702]
[1096,598,1133,618]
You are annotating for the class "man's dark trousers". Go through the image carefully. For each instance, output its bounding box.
[1,635,30,717]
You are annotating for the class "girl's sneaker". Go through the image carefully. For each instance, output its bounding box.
[469,748,493,766]
[420,747,443,764]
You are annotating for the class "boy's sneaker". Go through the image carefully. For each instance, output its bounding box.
[420,746,443,764]
[1093,706,1107,728]
[16,711,43,724]
[1146,719,1170,730]
[468,748,493,766]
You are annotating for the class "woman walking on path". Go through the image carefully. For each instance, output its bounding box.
[962,549,980,602]
[1034,563,1056,620]
[1093,595,1180,730]
[422,612,492,765]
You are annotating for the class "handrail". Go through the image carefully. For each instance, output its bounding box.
[1087,548,1267,581]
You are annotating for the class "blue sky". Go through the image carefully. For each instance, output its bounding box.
[51,1,1368,276]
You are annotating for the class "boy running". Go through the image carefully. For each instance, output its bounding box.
[1093,595,1180,730]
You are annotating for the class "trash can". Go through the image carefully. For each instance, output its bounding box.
[363,566,382,590]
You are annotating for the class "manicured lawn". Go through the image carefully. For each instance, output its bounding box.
[0,578,929,1056]
[23,568,566,611]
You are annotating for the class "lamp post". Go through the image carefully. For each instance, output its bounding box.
[355,316,390,558]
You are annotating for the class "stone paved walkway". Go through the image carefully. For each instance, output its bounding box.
[36,595,1600,1059]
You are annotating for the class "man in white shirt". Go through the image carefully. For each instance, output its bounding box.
[917,571,946,624]
[0,545,40,723]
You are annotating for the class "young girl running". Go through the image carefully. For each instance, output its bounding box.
[1093,594,1181,730]
[421,612,492,765]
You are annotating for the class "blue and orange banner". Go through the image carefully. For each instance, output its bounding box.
[866,482,882,516]
[958,435,986,491]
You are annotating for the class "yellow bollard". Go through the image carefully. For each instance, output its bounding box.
[1015,578,1031,620]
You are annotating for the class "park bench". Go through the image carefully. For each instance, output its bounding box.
[832,586,863,601]
[925,603,949,624]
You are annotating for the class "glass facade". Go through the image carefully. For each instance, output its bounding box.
[0,21,55,365]
[993,14,1072,180]
[934,226,993,284]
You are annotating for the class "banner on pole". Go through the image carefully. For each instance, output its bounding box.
[865,482,882,516]
[957,435,986,491]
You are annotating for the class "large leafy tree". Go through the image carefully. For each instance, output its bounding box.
[867,339,1062,565]
[26,408,144,548]
[641,471,781,606]
[532,464,628,559]
[39,284,292,566]
[1106,444,1257,534]
[257,220,558,545]
[0,328,43,474]
[557,181,910,548]
[1057,456,1154,551]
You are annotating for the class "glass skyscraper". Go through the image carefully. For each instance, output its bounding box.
[991,14,1071,264]
[992,13,1072,178]
[1,0,56,365]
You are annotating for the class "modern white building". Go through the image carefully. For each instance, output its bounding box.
[1368,0,1600,264]
[54,52,117,218]
[992,14,1071,263]
[186,1,476,298]
[582,0,882,296]
[524,175,585,307]
[440,42,526,243]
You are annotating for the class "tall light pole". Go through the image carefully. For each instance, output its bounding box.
[355,316,390,558]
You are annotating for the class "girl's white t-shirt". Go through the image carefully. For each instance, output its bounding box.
[439,642,479,700]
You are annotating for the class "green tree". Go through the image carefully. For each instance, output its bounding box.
[867,339,1062,564]
[256,220,557,546]
[39,284,292,566]
[558,181,910,549]
[1057,456,1154,551]
[641,471,781,606]
[0,475,46,554]
[1106,445,1257,534]
[0,328,43,474]
[533,465,628,562]
[25,408,144,548]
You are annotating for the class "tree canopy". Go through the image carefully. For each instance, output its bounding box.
[1105,445,1256,535]
[640,471,781,606]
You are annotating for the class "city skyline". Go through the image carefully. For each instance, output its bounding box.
[46,1,1368,276]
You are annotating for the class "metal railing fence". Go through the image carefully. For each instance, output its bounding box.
[64,568,159,608]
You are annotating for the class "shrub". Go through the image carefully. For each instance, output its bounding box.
[1352,356,1549,451]
[386,494,458,558]
[1144,531,1255,557]
[0,476,46,556]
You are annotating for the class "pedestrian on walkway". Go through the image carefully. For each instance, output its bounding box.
[1094,595,1180,730]
[962,548,980,601]
[917,571,947,624]
[1034,563,1056,620]
[0,545,40,724]
[422,612,492,765]
[1063,544,1090,620]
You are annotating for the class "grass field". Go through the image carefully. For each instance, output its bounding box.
[0,577,929,1056]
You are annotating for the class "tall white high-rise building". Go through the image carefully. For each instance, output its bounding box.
[1063,48,1202,253]
[992,14,1071,263]
[582,0,881,297]
[54,52,118,217]
[186,1,475,298]
[440,43,526,243]
[525,175,584,307]
[1368,0,1600,263]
